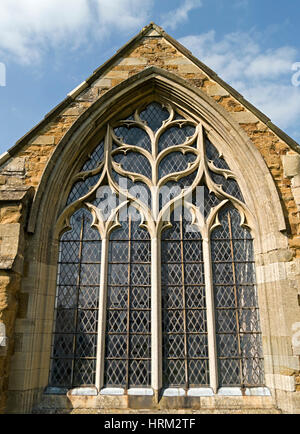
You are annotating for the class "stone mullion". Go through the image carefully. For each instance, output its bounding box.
[71,215,85,387]
[227,212,243,387]
[95,236,109,392]
[179,215,189,390]
[151,236,162,398]
[125,216,132,391]
[203,236,218,393]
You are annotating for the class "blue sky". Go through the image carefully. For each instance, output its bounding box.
[0,0,300,155]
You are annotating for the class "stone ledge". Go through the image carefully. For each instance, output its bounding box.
[0,187,34,203]
[44,386,272,398]
[33,392,277,413]
[68,387,97,397]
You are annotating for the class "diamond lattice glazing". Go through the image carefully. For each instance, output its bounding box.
[104,209,151,387]
[211,206,264,387]
[49,209,101,388]
[162,208,209,387]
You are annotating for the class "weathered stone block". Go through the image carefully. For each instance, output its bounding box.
[0,224,23,271]
[0,158,25,178]
[30,136,55,146]
[105,70,129,79]
[206,84,230,97]
[231,111,259,124]
[93,78,112,88]
[283,154,300,178]
[116,57,147,66]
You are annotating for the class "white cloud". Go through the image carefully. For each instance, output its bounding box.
[233,0,249,8]
[245,47,298,79]
[161,0,202,30]
[95,0,151,31]
[179,31,300,133]
[0,0,153,64]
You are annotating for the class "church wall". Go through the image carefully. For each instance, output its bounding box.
[0,27,299,413]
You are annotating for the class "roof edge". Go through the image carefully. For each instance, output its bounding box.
[1,22,299,167]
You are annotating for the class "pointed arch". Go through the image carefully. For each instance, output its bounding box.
[28,66,286,256]
[22,67,291,410]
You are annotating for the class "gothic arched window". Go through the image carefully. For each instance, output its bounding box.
[48,101,264,394]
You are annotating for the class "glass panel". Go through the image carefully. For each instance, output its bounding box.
[114,126,151,152]
[198,186,221,219]
[67,141,104,205]
[210,171,244,202]
[81,141,104,171]
[112,172,151,208]
[67,175,100,206]
[211,206,264,387]
[113,152,151,179]
[204,136,244,202]
[159,152,196,180]
[139,102,169,132]
[205,138,230,170]
[104,207,151,388]
[158,125,196,153]
[49,209,101,388]
[161,208,208,388]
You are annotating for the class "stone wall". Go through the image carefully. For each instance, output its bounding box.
[0,183,33,413]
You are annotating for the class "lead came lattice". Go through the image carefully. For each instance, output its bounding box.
[211,207,264,387]
[162,208,209,388]
[104,209,151,388]
[49,209,101,388]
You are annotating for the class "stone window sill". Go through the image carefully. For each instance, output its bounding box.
[45,386,271,397]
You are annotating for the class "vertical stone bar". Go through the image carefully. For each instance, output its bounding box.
[95,237,109,392]
[151,236,162,399]
[203,237,218,393]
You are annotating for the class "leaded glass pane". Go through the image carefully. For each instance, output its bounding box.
[111,173,151,208]
[114,126,151,152]
[159,152,196,180]
[211,206,264,387]
[162,208,209,388]
[66,141,104,206]
[113,151,151,179]
[210,171,244,202]
[198,186,222,219]
[67,174,100,206]
[81,141,104,171]
[49,209,101,388]
[205,138,230,170]
[139,102,169,131]
[158,125,196,152]
[104,207,151,388]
